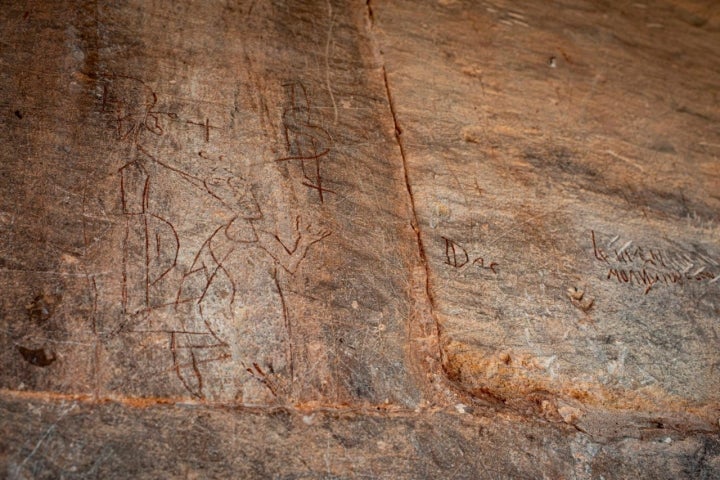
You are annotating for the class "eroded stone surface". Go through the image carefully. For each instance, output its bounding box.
[2,394,719,480]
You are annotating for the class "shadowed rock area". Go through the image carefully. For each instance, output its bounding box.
[1,0,718,478]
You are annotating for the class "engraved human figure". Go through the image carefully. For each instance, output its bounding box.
[100,74,228,397]
[101,74,180,315]
[100,74,330,401]
[175,170,330,400]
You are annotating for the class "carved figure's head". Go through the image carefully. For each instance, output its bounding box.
[99,74,162,142]
[205,169,262,220]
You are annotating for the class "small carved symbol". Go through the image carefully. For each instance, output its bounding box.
[443,236,498,273]
[443,237,469,268]
[277,81,335,203]
[566,286,594,312]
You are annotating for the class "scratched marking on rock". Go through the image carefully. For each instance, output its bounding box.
[100,74,187,314]
[276,81,335,203]
[172,174,330,398]
[442,236,499,274]
[97,74,331,400]
[591,230,719,294]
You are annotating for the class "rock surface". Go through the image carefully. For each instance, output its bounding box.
[1,0,718,478]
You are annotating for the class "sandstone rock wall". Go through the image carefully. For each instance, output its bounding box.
[1,1,718,478]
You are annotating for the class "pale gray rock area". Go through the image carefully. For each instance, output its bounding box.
[0,0,718,478]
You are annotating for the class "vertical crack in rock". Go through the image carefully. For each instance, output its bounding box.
[366,1,447,380]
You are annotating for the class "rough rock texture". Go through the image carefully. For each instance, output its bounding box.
[373,0,720,421]
[0,0,718,478]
